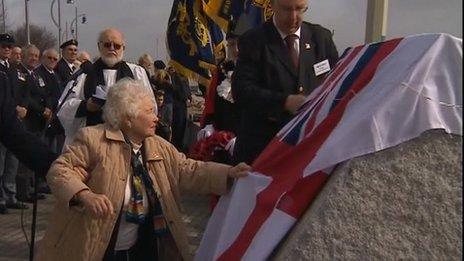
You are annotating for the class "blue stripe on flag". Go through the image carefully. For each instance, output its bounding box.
[330,42,382,111]
[282,110,311,145]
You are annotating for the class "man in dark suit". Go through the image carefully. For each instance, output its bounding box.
[0,71,57,213]
[15,44,54,201]
[0,34,29,213]
[168,66,192,152]
[18,45,53,134]
[232,0,339,164]
[55,39,78,85]
[36,48,65,154]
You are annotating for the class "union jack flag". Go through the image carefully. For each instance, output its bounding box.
[196,33,462,260]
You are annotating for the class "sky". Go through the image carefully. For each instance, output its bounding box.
[5,0,462,63]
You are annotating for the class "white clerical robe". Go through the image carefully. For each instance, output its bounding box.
[57,62,155,146]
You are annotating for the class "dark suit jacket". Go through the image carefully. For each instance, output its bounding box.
[232,20,339,164]
[36,65,65,135]
[18,64,53,133]
[0,62,29,107]
[55,58,74,86]
[36,65,63,110]
[0,72,57,177]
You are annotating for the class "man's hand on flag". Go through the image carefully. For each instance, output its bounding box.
[285,94,307,114]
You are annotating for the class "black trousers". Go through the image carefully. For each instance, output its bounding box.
[103,215,158,261]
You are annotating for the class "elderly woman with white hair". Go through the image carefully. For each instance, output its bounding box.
[36,78,250,261]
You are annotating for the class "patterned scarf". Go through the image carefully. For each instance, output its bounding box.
[125,141,169,236]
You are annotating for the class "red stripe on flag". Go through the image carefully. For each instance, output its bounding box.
[276,171,329,218]
[217,38,403,260]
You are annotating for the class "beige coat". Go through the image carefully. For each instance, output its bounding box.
[36,124,230,261]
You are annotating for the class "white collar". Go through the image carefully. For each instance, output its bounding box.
[23,66,34,75]
[44,66,55,74]
[273,16,301,40]
[62,58,75,69]
[0,58,8,66]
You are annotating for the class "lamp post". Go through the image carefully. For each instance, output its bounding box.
[70,13,86,41]
[50,0,62,50]
[25,0,30,44]
[2,0,5,33]
[51,0,76,53]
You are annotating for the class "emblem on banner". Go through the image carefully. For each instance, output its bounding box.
[252,0,273,21]
[175,2,198,56]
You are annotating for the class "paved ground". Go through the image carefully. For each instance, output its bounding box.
[0,193,211,260]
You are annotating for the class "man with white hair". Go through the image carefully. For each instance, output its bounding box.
[36,48,65,154]
[77,50,91,63]
[57,28,154,144]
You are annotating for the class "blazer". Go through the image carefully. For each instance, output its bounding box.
[36,64,63,110]
[0,72,57,177]
[232,20,339,164]
[36,65,65,135]
[17,64,52,133]
[0,62,29,107]
[55,58,74,86]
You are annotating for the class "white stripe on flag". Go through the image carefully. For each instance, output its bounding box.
[304,33,462,175]
[195,173,273,261]
[243,209,297,260]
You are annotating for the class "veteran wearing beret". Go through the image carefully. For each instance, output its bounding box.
[55,39,79,85]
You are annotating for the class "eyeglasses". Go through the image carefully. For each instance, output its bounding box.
[47,56,58,61]
[100,41,124,50]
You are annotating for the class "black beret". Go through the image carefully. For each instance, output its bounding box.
[154,60,166,70]
[0,34,15,45]
[60,39,78,49]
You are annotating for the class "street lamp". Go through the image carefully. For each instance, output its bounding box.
[51,0,75,51]
[50,0,62,51]
[70,13,86,41]
[25,0,30,44]
[2,0,6,33]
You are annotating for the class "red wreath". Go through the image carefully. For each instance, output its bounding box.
[189,130,235,212]
[189,131,235,161]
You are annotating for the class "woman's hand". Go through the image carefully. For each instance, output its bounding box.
[76,190,114,219]
[228,162,251,179]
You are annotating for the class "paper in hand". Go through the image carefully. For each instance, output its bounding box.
[92,85,107,106]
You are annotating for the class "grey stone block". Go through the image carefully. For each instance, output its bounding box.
[275,130,462,260]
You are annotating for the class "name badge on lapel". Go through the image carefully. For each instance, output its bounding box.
[313,59,330,76]
[38,77,45,87]
[17,71,26,82]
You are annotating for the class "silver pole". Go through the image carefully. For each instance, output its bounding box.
[51,0,61,51]
[75,6,78,40]
[65,20,68,40]
[58,0,62,48]
[25,0,30,44]
[2,0,5,33]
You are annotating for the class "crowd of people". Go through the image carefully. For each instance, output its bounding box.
[0,28,195,215]
[0,0,339,259]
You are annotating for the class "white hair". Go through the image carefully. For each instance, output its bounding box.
[103,78,153,129]
[22,44,39,59]
[42,48,58,58]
